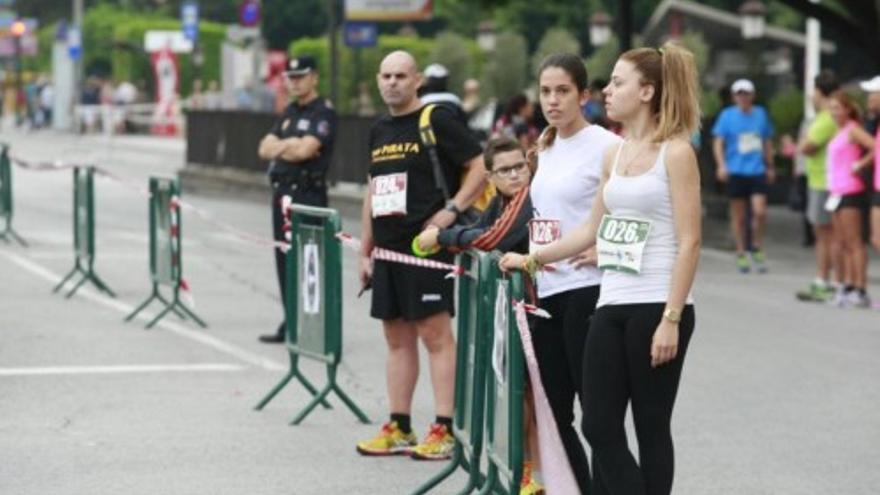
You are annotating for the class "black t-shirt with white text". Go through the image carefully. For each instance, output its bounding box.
[368,105,482,251]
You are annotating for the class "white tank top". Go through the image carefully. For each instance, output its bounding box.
[597,142,693,307]
[530,125,622,299]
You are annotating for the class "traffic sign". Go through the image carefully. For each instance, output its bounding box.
[239,0,260,27]
[67,26,81,60]
[181,1,199,43]
[343,22,378,48]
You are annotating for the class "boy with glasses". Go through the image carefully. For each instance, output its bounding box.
[415,136,532,254]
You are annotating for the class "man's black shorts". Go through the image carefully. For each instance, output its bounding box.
[727,174,768,199]
[370,251,455,321]
[873,191,880,207]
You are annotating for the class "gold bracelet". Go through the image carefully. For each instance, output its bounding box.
[521,254,541,278]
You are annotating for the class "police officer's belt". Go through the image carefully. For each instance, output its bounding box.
[270,169,326,192]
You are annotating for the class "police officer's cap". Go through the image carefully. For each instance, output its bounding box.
[286,56,318,77]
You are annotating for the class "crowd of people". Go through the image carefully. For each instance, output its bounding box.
[792,71,880,307]
[256,43,709,494]
[258,41,879,494]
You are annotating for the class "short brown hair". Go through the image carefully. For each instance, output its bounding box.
[484,136,525,171]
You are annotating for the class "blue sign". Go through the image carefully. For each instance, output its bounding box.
[239,0,260,27]
[344,22,378,48]
[67,26,81,61]
[181,1,199,43]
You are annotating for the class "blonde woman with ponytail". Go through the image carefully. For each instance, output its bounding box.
[501,42,702,495]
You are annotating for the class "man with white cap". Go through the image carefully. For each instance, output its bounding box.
[418,63,468,125]
[860,75,880,252]
[712,78,776,273]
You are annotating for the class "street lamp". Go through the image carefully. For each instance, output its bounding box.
[11,20,26,125]
[589,11,613,47]
[739,0,767,40]
[477,21,496,52]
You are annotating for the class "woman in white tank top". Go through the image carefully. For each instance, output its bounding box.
[501,42,702,495]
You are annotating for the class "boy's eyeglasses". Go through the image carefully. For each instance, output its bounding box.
[491,161,528,178]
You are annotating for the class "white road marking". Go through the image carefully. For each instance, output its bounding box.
[0,363,244,376]
[0,250,285,371]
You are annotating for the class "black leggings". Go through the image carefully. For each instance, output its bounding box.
[532,285,600,495]
[582,303,695,495]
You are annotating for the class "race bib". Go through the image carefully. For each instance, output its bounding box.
[528,218,561,254]
[371,173,408,217]
[824,194,841,212]
[596,214,652,274]
[737,133,762,154]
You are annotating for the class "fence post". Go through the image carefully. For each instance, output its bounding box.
[478,254,525,495]
[53,166,116,298]
[125,177,207,329]
[411,250,492,494]
[0,143,27,246]
[254,203,369,425]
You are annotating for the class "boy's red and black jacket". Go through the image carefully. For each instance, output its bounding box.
[437,186,532,255]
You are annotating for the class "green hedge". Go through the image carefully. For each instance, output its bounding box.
[30,5,224,96]
[290,34,485,115]
[112,19,226,96]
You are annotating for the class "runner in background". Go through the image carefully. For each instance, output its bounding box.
[712,79,775,273]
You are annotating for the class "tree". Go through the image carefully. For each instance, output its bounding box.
[262,0,329,51]
[531,28,581,76]
[484,31,528,103]
[428,32,477,96]
[584,37,619,82]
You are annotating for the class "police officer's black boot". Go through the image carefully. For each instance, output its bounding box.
[258,321,286,344]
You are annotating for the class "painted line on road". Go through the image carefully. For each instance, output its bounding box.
[0,250,285,372]
[0,363,245,376]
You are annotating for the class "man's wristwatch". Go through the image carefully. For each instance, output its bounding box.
[662,308,681,324]
[444,200,461,216]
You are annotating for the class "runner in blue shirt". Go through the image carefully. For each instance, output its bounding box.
[712,79,776,273]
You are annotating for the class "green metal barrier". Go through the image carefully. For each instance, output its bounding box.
[412,250,492,494]
[125,177,207,329]
[53,166,116,298]
[0,143,27,246]
[255,204,370,425]
[478,254,525,495]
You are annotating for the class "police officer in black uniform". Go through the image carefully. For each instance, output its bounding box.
[257,55,337,343]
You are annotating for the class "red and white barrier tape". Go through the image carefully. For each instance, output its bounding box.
[92,167,152,198]
[515,300,552,319]
[174,196,291,253]
[10,155,78,171]
[336,232,464,278]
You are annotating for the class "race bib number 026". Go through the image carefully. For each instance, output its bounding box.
[371,173,408,217]
[596,214,652,274]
